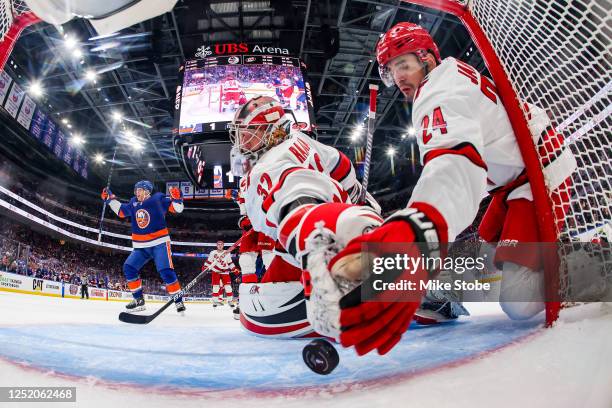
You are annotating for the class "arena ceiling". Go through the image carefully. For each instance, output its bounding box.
[7,0,482,195]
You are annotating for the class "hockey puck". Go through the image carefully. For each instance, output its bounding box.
[302,339,339,375]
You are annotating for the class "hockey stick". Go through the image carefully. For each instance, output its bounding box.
[97,145,118,241]
[358,84,378,203]
[118,234,247,324]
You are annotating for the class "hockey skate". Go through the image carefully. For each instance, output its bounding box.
[232,306,240,320]
[414,290,470,325]
[175,300,186,314]
[125,297,145,312]
[212,298,222,308]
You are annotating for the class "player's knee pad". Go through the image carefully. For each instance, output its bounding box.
[499,262,545,320]
[238,281,316,339]
[239,252,257,274]
[224,284,233,295]
[261,250,274,268]
[241,273,258,283]
[123,263,139,281]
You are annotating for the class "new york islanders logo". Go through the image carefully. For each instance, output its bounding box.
[135,209,150,229]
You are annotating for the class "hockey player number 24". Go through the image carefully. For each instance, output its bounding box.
[421,107,447,144]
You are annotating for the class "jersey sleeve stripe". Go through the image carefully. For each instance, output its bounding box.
[330,151,352,182]
[423,142,487,171]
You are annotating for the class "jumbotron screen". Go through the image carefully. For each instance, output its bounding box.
[177,55,313,134]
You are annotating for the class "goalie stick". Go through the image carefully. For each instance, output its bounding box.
[358,84,378,204]
[118,233,248,324]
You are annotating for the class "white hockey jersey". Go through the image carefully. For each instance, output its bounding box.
[408,57,576,240]
[203,249,236,274]
[242,131,378,241]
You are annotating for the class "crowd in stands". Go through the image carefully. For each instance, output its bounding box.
[0,217,240,298]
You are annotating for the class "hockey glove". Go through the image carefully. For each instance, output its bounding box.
[101,187,115,202]
[169,187,183,201]
[328,203,448,356]
[238,215,252,231]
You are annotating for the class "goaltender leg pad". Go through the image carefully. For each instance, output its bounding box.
[238,282,317,339]
[261,255,303,283]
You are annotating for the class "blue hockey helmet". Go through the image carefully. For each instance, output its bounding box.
[134,180,154,194]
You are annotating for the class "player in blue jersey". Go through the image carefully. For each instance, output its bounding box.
[101,180,186,313]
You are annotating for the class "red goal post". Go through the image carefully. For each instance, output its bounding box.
[405,0,611,325]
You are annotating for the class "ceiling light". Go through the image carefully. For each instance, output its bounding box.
[61,118,69,124]
[28,81,44,98]
[387,147,396,156]
[408,126,416,137]
[94,153,104,163]
[85,70,97,82]
[71,134,85,145]
[111,111,123,122]
[148,162,153,168]
[64,35,78,50]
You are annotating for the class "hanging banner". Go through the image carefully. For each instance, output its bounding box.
[0,70,13,105]
[16,95,36,129]
[4,82,25,118]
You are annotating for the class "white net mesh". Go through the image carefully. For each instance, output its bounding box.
[0,0,30,40]
[468,0,611,304]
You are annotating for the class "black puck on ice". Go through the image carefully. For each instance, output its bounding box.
[302,339,339,375]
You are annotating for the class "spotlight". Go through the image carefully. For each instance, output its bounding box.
[148,162,153,168]
[71,134,85,145]
[94,153,104,163]
[28,81,44,97]
[85,70,97,82]
[111,111,123,122]
[72,48,83,59]
[387,147,396,156]
[408,126,416,137]
[64,35,78,50]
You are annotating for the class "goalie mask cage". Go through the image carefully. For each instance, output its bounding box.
[408,0,611,325]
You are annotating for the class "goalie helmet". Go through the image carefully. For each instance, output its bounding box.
[228,96,292,159]
[376,22,441,87]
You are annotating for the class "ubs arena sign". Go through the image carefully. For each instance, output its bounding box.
[195,43,291,58]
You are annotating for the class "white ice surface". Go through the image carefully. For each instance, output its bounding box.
[0,292,610,408]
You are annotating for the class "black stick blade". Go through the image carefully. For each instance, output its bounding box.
[118,311,155,324]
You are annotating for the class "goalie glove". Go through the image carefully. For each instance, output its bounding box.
[101,187,115,202]
[309,202,448,356]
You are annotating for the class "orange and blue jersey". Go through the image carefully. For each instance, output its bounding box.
[115,192,182,248]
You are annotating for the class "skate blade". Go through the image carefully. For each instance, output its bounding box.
[126,306,146,313]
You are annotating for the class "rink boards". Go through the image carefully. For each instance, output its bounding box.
[0,271,212,303]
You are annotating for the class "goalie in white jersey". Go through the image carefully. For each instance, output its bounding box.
[228,95,385,338]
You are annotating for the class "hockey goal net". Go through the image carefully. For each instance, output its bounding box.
[408,0,611,324]
[0,1,39,70]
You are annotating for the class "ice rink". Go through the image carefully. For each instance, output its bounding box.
[0,291,610,408]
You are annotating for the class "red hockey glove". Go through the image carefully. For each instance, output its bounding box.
[239,215,252,231]
[101,188,115,202]
[169,187,183,200]
[233,268,240,275]
[329,203,448,356]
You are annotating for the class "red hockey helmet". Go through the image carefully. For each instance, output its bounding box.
[376,22,441,86]
[228,96,291,157]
